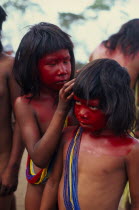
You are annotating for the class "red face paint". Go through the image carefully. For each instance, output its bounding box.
[74,95,107,132]
[38,49,71,91]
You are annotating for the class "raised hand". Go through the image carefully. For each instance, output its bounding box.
[58,79,75,112]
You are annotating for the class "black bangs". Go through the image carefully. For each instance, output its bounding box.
[13,22,75,98]
[73,58,136,135]
[33,23,74,58]
[74,60,105,107]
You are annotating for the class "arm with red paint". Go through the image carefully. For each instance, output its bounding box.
[14,79,75,168]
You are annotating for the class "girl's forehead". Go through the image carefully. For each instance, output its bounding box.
[41,49,70,60]
[73,95,100,106]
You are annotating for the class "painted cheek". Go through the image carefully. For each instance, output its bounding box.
[74,105,89,121]
[38,61,57,86]
[74,105,107,131]
[40,69,56,84]
[57,63,71,79]
[89,111,107,131]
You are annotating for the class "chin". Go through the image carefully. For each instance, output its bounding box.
[80,123,92,129]
[79,123,101,132]
[50,85,63,91]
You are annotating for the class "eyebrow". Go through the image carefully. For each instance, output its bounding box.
[45,57,70,63]
[46,55,71,60]
[74,96,100,106]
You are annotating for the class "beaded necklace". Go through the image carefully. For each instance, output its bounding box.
[63,126,82,210]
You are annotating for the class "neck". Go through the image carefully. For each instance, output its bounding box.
[40,86,58,99]
[83,127,114,137]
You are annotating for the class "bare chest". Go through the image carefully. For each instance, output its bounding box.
[30,99,57,131]
[63,134,131,183]
[79,150,125,179]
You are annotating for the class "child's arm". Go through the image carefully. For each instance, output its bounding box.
[40,139,64,210]
[0,63,24,195]
[14,79,75,168]
[127,142,139,210]
[0,123,25,195]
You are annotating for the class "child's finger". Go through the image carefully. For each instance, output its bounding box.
[62,79,75,89]
[64,82,74,93]
[66,92,74,100]
[59,79,74,94]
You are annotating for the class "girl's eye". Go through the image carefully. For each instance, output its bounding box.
[89,106,99,110]
[75,101,81,105]
[48,63,56,66]
[64,60,70,64]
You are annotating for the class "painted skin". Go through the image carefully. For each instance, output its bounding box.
[15,49,75,210]
[19,49,73,165]
[38,49,71,91]
[73,95,135,153]
[28,49,72,124]
[74,95,107,132]
[57,96,138,210]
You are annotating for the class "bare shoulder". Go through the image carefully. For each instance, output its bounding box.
[14,96,36,129]
[126,136,139,161]
[14,96,30,112]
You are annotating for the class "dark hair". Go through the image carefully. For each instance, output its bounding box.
[103,19,139,57]
[0,6,7,53]
[13,22,75,97]
[74,58,135,135]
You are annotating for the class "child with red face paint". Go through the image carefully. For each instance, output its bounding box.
[40,58,139,210]
[13,22,76,210]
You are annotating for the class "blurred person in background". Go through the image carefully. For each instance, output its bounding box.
[0,5,24,210]
[89,19,139,139]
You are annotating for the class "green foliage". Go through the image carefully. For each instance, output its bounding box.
[59,12,85,29]
[1,0,39,13]
[87,0,111,11]
[58,0,129,29]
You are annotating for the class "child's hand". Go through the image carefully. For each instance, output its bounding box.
[0,167,18,196]
[58,79,75,112]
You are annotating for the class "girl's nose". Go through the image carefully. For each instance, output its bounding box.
[57,63,67,75]
[79,108,88,119]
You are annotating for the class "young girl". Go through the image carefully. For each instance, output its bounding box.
[13,22,75,210]
[41,58,139,210]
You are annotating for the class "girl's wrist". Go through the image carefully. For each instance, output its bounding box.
[55,107,69,116]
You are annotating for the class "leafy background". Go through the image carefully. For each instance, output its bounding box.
[1,0,138,68]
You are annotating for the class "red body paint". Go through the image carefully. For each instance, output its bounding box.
[74,96,107,132]
[73,96,136,154]
[38,49,71,91]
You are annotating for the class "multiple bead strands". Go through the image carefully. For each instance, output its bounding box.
[63,126,82,210]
